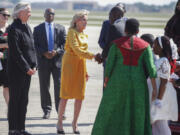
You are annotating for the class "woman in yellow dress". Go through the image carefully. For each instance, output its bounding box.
[57,10,95,134]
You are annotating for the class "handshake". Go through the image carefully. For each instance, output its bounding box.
[94,53,103,64]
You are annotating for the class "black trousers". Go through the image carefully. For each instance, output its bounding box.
[8,75,31,131]
[38,62,61,113]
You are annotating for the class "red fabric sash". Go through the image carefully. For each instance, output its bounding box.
[114,37,149,66]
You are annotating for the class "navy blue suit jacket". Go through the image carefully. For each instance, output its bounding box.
[101,19,126,60]
[33,23,66,68]
[98,20,110,49]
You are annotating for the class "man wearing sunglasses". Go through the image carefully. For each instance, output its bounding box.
[0,8,10,111]
[33,8,66,119]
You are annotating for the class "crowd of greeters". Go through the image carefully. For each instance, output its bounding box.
[1,1,180,135]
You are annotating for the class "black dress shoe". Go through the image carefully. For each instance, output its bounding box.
[72,122,80,134]
[8,130,21,135]
[73,130,80,134]
[57,130,65,134]
[20,130,32,135]
[43,112,50,119]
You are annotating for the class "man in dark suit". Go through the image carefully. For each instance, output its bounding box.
[97,4,127,90]
[33,8,66,119]
[95,6,127,92]
[96,6,126,63]
[98,3,126,50]
[101,6,126,61]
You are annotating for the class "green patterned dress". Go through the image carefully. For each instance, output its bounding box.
[92,37,157,135]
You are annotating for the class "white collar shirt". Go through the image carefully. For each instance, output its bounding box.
[45,21,54,43]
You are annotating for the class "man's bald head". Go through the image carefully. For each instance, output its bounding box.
[44,8,55,23]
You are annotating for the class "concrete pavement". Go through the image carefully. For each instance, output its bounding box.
[0,26,103,135]
[0,26,163,135]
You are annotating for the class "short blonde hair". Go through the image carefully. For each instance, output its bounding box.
[70,9,89,29]
[12,2,30,19]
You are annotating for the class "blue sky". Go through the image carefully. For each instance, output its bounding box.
[23,0,178,6]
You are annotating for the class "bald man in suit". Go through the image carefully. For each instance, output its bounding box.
[33,8,66,119]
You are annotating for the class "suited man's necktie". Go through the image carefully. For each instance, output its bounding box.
[48,23,54,51]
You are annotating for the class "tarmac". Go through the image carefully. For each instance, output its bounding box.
[0,26,164,135]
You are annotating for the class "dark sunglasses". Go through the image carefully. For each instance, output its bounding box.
[0,13,10,17]
[47,12,55,16]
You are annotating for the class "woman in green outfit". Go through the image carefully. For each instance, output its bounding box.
[91,18,157,135]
